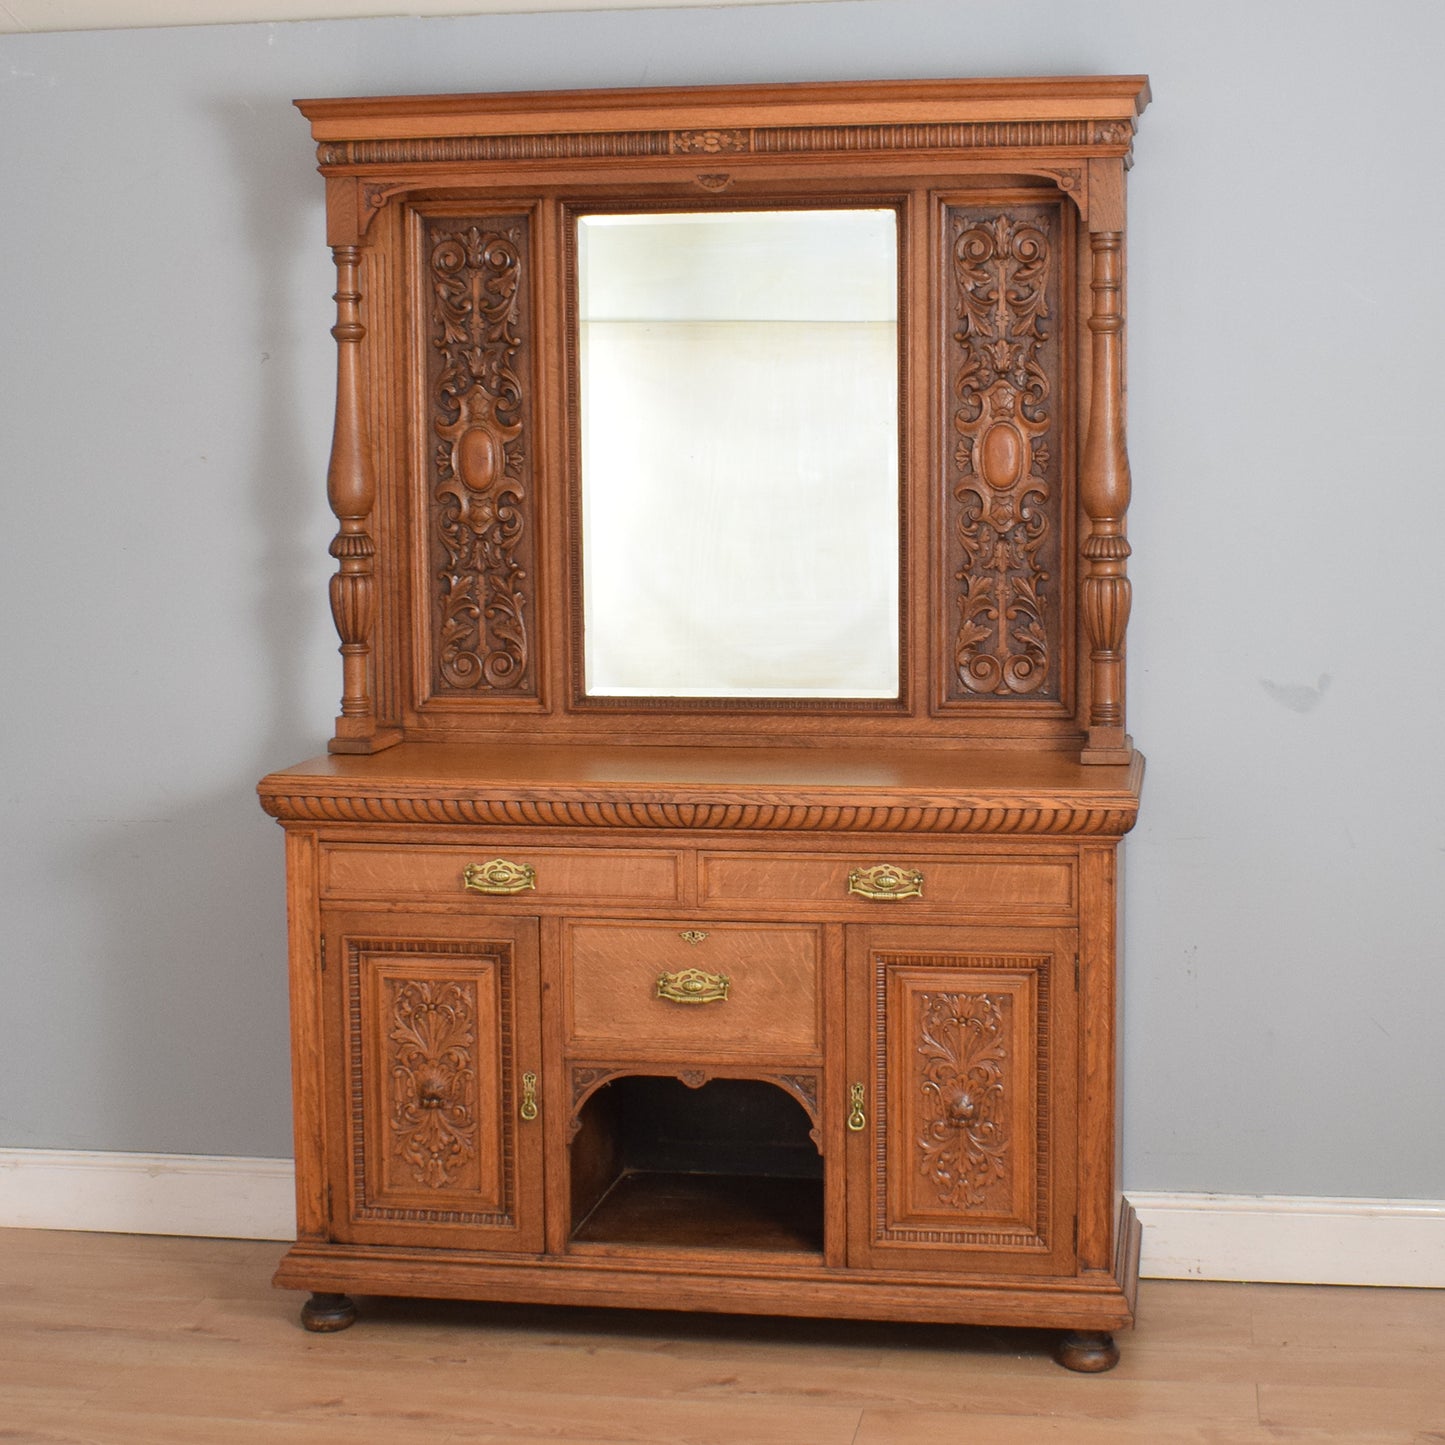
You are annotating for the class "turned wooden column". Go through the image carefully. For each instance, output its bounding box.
[1079,222,1134,764]
[324,243,395,754]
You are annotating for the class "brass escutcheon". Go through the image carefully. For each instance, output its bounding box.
[656,968,731,1005]
[463,859,537,895]
[519,1071,539,1121]
[679,930,709,945]
[847,863,925,902]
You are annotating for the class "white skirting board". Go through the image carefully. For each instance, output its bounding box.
[0,1150,295,1243]
[1129,1190,1445,1287]
[1,1150,1442,1287]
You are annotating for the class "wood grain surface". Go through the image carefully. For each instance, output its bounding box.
[261,74,1153,1367]
[1,1229,1440,1444]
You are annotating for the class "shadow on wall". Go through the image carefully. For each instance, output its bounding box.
[74,795,295,1158]
[57,93,341,1161]
[213,90,339,770]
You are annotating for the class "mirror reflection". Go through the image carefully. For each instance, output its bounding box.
[578,209,899,699]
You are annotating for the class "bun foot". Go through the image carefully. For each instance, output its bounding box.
[1055,1330,1119,1372]
[301,1291,357,1332]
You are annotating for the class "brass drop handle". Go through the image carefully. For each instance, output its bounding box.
[657,968,731,1005]
[847,1082,867,1132]
[848,864,924,902]
[519,1071,539,1122]
[464,859,537,895]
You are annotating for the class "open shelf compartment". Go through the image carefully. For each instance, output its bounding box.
[569,1075,824,1255]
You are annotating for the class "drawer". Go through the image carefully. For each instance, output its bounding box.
[699,851,1075,916]
[321,844,682,906]
[562,922,822,1061]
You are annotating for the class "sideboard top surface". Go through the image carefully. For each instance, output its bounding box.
[259,742,1143,835]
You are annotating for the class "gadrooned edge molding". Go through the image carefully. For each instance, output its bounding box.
[1,1151,1441,1287]
[256,793,1140,835]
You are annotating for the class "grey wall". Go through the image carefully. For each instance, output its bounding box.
[2,1,1442,1197]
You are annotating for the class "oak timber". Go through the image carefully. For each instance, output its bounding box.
[263,74,1150,1373]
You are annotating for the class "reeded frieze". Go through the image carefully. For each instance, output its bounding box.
[318,118,1135,170]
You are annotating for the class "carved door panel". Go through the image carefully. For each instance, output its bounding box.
[845,925,1076,1276]
[322,909,544,1250]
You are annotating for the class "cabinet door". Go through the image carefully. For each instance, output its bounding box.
[846,925,1076,1276]
[322,909,544,1251]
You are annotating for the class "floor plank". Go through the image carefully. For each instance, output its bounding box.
[0,1230,1443,1443]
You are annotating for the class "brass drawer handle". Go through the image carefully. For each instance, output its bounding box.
[847,864,924,902]
[656,968,731,1005]
[847,1082,867,1132]
[463,859,536,895]
[520,1071,539,1122]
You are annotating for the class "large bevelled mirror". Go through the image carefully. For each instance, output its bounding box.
[577,208,900,699]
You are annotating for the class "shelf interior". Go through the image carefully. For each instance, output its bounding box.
[569,1075,824,1255]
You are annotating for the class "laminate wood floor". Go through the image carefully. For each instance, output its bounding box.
[0,1229,1441,1443]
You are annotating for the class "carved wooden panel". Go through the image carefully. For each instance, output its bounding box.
[849,928,1075,1274]
[942,203,1066,704]
[385,974,488,1193]
[913,989,1014,1214]
[334,916,543,1249]
[423,213,536,697]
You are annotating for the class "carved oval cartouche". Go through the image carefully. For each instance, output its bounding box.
[980,420,1025,489]
[456,424,500,494]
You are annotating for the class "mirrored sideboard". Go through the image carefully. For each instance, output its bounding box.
[261,74,1149,1373]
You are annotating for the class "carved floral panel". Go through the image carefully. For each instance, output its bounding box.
[386,978,480,1191]
[424,214,536,696]
[915,990,1012,1213]
[942,204,1064,703]
[872,952,1048,1254]
[350,941,511,1225]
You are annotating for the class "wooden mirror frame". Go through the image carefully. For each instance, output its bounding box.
[296,76,1149,762]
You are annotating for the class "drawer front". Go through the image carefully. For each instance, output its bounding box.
[699,851,1075,917]
[563,922,822,1061]
[321,845,683,906]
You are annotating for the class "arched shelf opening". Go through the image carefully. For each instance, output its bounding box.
[569,1074,824,1256]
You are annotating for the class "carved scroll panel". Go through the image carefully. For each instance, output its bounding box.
[942,203,1066,705]
[422,214,536,698]
[348,937,515,1228]
[867,945,1055,1260]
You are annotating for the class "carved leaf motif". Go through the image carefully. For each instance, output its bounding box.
[776,1072,820,1115]
[387,979,478,1188]
[672,129,750,154]
[571,1066,617,1106]
[947,210,1058,699]
[915,991,1010,1212]
[428,220,533,693]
